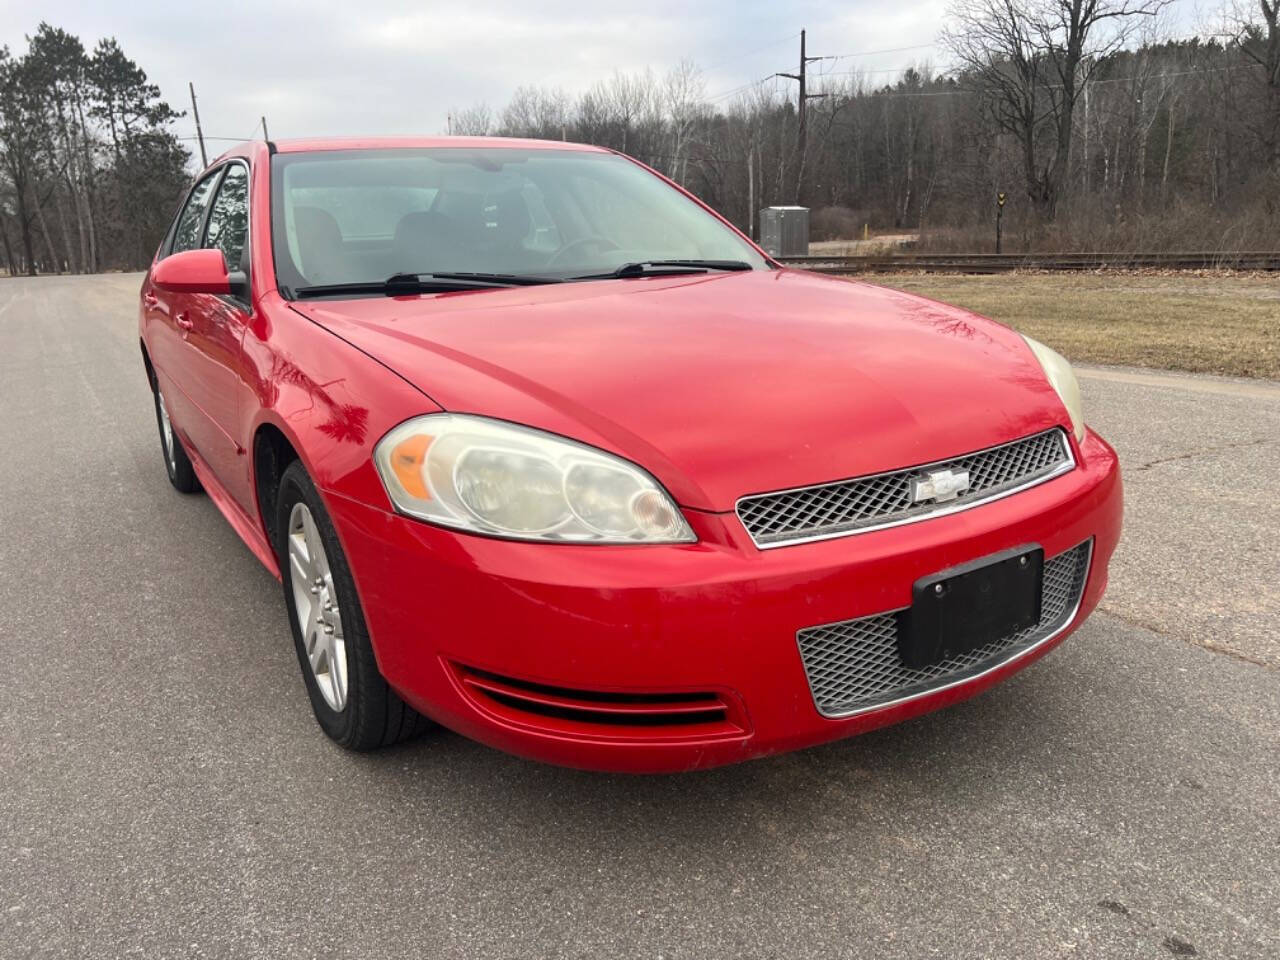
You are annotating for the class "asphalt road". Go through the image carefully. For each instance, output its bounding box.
[2,273,1278,960]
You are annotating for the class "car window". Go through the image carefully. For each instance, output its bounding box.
[565,173,695,256]
[171,172,221,254]
[288,186,438,240]
[270,148,767,291]
[523,185,561,252]
[205,163,249,271]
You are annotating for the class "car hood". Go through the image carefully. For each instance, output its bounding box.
[290,269,1069,512]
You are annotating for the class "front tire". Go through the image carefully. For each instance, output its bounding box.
[275,460,431,751]
[153,383,200,493]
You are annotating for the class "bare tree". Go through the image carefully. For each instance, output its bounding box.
[451,102,493,136]
[944,0,1170,217]
[662,60,705,183]
[500,86,571,139]
[1223,0,1280,164]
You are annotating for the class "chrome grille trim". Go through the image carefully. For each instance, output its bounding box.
[796,539,1093,719]
[736,429,1074,549]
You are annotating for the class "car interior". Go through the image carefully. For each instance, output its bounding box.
[289,188,558,283]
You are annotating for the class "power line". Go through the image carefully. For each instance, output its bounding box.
[811,65,943,80]
[717,56,1247,106]
[819,42,938,61]
[706,73,778,103]
[530,32,802,101]
[1081,63,1244,86]
[705,29,1230,105]
[815,29,1211,68]
[702,32,801,73]
[704,38,940,104]
[707,60,937,106]
[806,62,1251,100]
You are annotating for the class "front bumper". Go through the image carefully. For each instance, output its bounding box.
[326,428,1122,772]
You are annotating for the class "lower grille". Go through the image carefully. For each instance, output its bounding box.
[453,665,747,740]
[796,539,1092,717]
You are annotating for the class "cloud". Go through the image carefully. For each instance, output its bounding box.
[0,0,1201,152]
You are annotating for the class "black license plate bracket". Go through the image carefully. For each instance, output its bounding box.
[896,545,1044,670]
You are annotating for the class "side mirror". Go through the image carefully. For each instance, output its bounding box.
[153,248,245,297]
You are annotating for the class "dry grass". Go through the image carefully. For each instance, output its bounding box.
[861,271,1280,380]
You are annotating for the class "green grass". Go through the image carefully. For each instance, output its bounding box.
[861,272,1280,380]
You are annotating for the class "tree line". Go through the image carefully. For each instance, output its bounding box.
[461,1,1280,252]
[0,23,190,276]
[3,4,1278,276]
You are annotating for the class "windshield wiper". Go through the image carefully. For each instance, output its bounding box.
[409,271,565,287]
[293,272,563,299]
[571,260,755,280]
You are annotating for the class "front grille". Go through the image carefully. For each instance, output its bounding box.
[736,429,1073,548]
[796,539,1092,717]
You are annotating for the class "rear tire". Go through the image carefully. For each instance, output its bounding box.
[152,382,200,493]
[275,460,432,751]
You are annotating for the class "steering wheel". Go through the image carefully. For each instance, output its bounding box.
[547,235,620,267]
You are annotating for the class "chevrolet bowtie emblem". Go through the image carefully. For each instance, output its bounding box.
[910,467,971,504]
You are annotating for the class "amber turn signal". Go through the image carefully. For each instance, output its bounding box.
[389,434,433,500]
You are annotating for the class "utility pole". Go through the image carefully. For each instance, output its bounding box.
[775,29,827,204]
[1082,68,1090,194]
[189,82,208,168]
[996,192,1006,254]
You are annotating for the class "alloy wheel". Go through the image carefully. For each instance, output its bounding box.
[286,502,348,711]
[157,391,177,474]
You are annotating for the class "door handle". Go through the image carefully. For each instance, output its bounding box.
[176,313,194,332]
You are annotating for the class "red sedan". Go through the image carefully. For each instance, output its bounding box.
[139,137,1121,772]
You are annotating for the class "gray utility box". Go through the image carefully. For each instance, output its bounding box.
[759,206,810,257]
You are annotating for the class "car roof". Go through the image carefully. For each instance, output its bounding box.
[270,136,610,154]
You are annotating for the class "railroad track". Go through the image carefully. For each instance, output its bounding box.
[776,251,1280,274]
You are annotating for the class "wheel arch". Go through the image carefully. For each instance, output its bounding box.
[251,417,306,554]
[140,338,157,390]
[239,295,439,566]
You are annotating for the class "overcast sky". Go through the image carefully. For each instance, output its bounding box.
[2,0,1202,154]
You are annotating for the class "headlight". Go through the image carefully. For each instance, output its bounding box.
[373,414,695,544]
[1022,335,1084,442]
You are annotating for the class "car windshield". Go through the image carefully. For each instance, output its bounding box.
[270,147,768,293]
